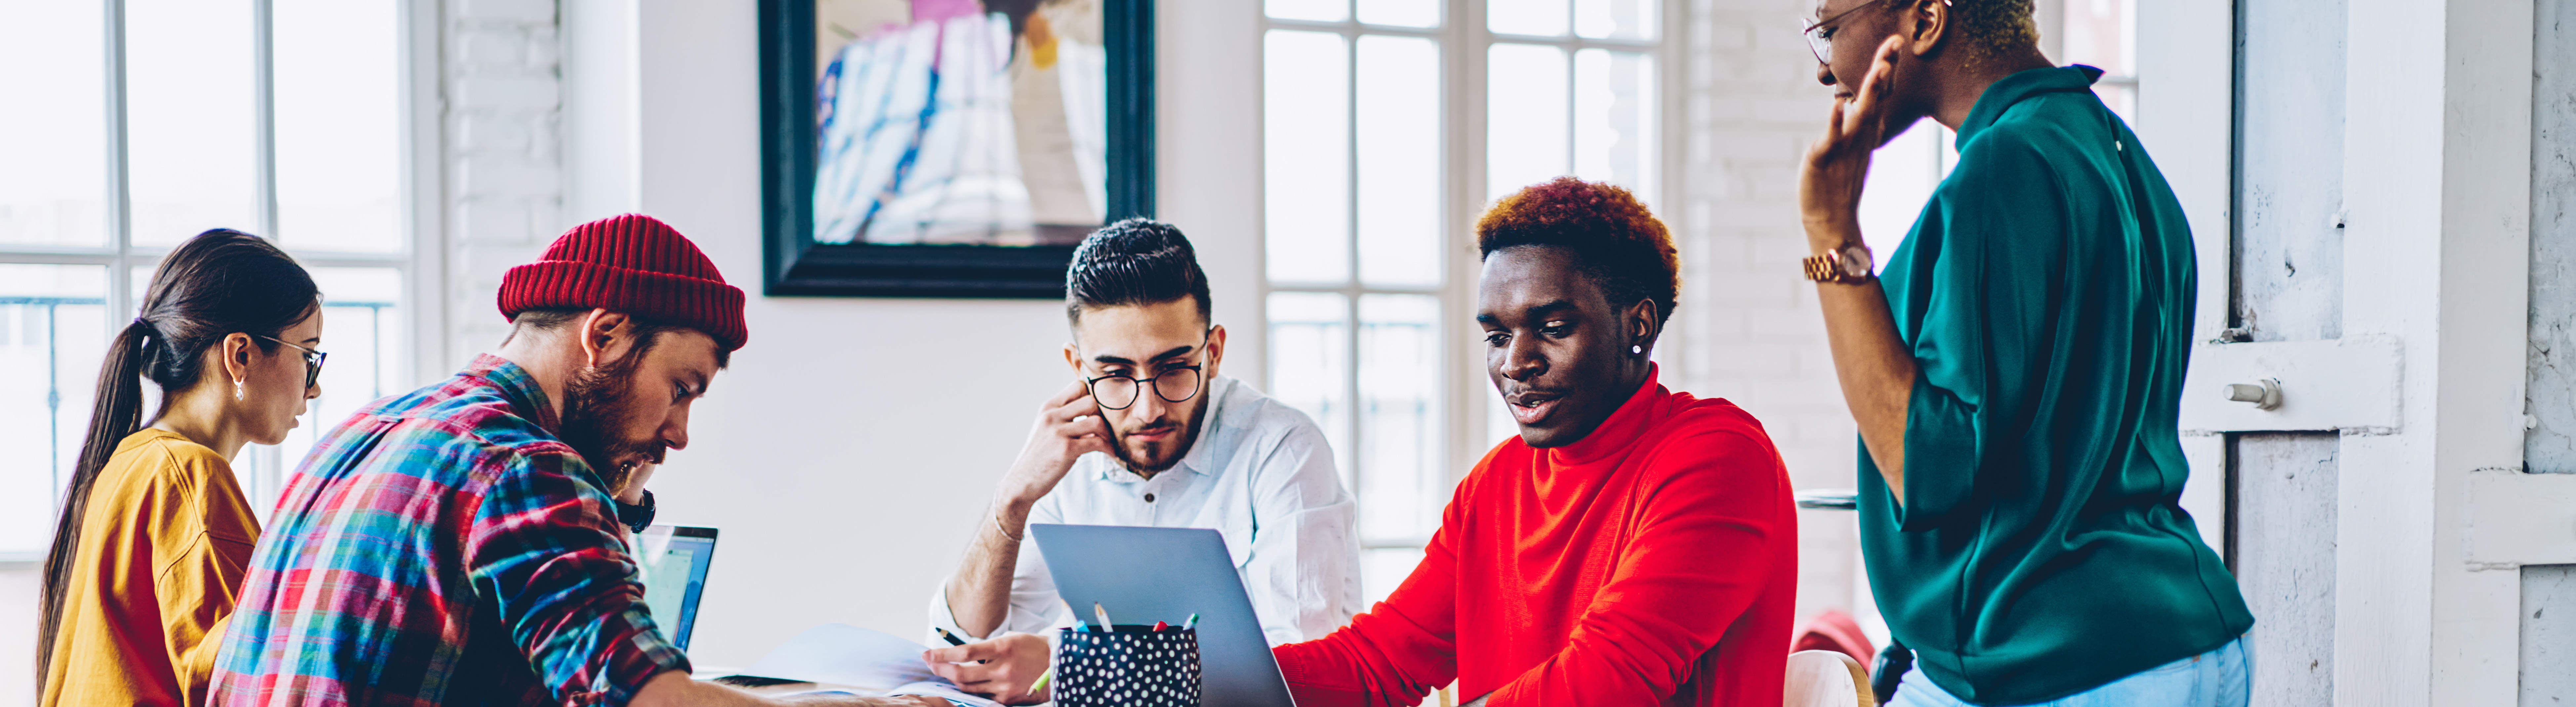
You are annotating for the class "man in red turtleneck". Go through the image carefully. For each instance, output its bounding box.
[1271,177,1798,706]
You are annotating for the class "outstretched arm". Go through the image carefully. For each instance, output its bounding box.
[1270,478,1469,707]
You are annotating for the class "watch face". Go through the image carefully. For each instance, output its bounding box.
[1838,243,1873,277]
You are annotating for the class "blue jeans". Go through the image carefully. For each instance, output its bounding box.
[1885,637,2250,707]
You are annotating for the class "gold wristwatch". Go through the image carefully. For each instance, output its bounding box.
[1803,242,1875,284]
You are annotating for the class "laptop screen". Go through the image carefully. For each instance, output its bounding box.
[636,525,719,651]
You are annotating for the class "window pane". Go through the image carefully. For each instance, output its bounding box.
[255,267,403,515]
[0,265,110,555]
[2060,0,2133,76]
[1573,49,1656,208]
[1358,294,1442,544]
[1264,31,1351,283]
[1575,0,1656,40]
[1488,0,1568,36]
[1363,546,1424,604]
[1486,43,1568,202]
[127,0,258,246]
[1267,0,1347,22]
[1267,291,1352,486]
[0,0,109,247]
[1356,0,1439,28]
[274,0,403,253]
[1355,36,1439,287]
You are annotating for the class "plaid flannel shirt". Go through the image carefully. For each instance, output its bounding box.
[207,354,689,706]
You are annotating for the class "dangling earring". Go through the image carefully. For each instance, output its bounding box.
[233,379,245,401]
[1631,345,1643,354]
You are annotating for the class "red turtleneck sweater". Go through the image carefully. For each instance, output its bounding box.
[1273,370,1796,706]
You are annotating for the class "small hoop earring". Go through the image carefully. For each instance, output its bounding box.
[233,379,245,401]
[1631,345,1643,354]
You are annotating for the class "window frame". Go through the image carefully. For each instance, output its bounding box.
[0,0,443,560]
[1254,0,1681,587]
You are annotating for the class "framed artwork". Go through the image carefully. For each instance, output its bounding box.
[761,0,1153,297]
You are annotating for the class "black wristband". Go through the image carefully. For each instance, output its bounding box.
[616,489,656,534]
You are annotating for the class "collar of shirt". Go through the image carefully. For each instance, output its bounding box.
[1090,374,1235,483]
[1956,64,2106,147]
[1545,363,1669,467]
[464,353,561,432]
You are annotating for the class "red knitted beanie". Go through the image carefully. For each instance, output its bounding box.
[498,214,748,352]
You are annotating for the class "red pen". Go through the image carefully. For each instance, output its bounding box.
[1152,621,1170,632]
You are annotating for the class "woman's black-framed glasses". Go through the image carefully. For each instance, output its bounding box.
[1085,364,1205,411]
[257,335,327,389]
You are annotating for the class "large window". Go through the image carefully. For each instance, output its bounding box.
[0,0,421,558]
[1261,0,1664,602]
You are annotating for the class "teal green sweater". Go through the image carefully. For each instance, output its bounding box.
[1860,66,2254,705]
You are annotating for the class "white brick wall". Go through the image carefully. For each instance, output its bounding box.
[1676,0,1868,636]
[443,0,567,369]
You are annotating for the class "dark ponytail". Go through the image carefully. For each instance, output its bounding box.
[35,229,317,684]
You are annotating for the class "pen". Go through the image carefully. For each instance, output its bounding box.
[1182,613,1198,630]
[933,627,988,664]
[1093,602,1115,632]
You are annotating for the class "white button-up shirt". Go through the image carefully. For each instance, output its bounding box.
[929,375,1361,647]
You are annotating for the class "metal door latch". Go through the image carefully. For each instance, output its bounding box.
[2224,378,2283,411]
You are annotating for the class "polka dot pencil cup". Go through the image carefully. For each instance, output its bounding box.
[1053,625,1202,707]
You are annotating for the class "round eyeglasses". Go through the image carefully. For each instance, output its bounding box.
[256,334,327,389]
[1084,364,1204,411]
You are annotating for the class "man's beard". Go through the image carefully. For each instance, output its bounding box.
[1107,400,1208,475]
[557,352,663,491]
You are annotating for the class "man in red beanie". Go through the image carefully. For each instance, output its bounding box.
[206,215,939,707]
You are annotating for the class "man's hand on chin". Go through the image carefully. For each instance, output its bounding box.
[922,632,1053,705]
[997,382,1116,507]
[629,669,953,706]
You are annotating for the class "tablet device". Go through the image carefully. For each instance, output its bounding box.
[1028,523,1298,707]
[637,524,720,651]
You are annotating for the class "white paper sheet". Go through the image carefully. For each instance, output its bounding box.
[736,623,1001,707]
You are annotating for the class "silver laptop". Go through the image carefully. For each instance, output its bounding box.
[1028,524,1299,707]
[635,524,720,651]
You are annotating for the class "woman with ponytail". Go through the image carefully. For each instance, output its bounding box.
[37,229,322,706]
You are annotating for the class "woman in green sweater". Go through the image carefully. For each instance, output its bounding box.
[1795,1,2254,705]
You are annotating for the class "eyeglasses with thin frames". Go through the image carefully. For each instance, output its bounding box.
[1081,337,1210,411]
[256,334,328,389]
[1800,0,1946,65]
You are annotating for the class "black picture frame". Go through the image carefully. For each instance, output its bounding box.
[759,0,1155,298]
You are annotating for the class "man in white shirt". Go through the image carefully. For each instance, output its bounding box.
[921,219,1361,704]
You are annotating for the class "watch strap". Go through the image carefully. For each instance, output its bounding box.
[616,489,656,534]
[1802,250,1875,284]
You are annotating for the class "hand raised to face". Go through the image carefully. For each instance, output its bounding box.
[996,381,1117,507]
[1799,35,1906,250]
